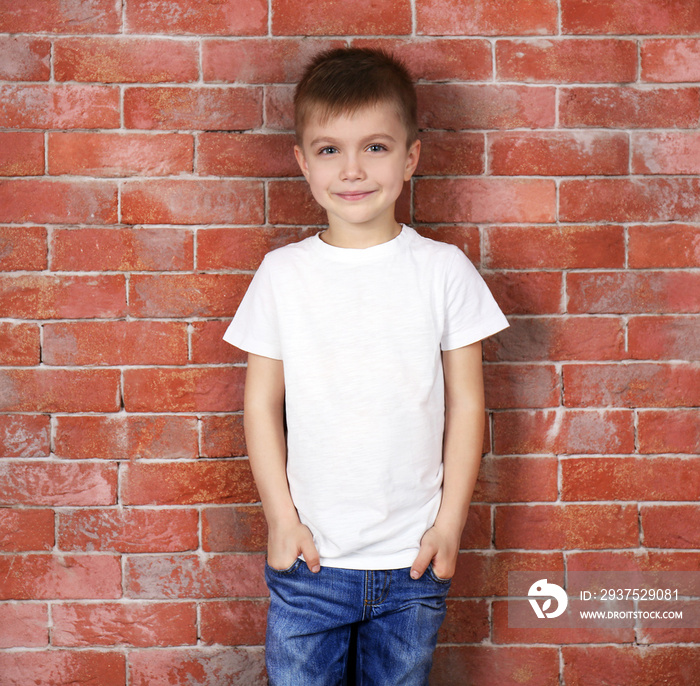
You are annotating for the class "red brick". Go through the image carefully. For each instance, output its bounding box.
[567,550,700,573]
[51,227,193,271]
[485,317,624,362]
[495,504,638,550]
[268,179,327,225]
[121,460,257,505]
[489,131,628,176]
[472,456,558,502]
[197,133,297,177]
[561,0,700,35]
[191,320,247,364]
[638,410,700,454]
[484,364,560,409]
[55,37,198,83]
[642,38,700,83]
[200,414,247,458]
[0,509,54,551]
[0,415,50,458]
[123,86,262,130]
[484,272,563,315]
[0,0,121,33]
[0,132,44,175]
[0,462,117,506]
[0,84,119,129]
[201,599,267,645]
[415,131,485,176]
[122,179,264,225]
[417,0,557,36]
[563,646,700,686]
[202,506,266,552]
[628,316,700,360]
[415,178,555,224]
[272,0,410,35]
[53,602,197,647]
[0,651,125,686]
[197,227,312,271]
[0,369,121,413]
[563,363,700,408]
[567,271,700,314]
[49,132,193,177]
[0,554,121,599]
[493,409,634,455]
[129,273,250,318]
[203,38,342,83]
[560,86,700,128]
[126,0,267,35]
[497,38,636,83]
[414,225,481,267]
[0,36,50,80]
[264,84,294,131]
[124,367,245,413]
[460,505,492,549]
[354,38,492,81]
[0,226,47,271]
[561,457,700,501]
[628,224,700,268]
[0,322,40,366]
[431,646,559,686]
[126,554,267,598]
[0,179,118,224]
[55,415,198,460]
[0,604,48,647]
[439,600,490,644]
[128,647,266,686]
[58,508,198,553]
[632,131,700,174]
[418,84,556,130]
[642,505,700,549]
[0,274,125,319]
[562,178,700,223]
[43,321,189,366]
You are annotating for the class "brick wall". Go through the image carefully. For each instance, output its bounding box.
[1,0,699,684]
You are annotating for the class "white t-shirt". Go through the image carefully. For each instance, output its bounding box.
[224,225,508,570]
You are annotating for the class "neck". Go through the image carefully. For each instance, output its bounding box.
[321,219,402,249]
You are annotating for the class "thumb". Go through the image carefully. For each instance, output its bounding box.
[300,536,321,573]
[410,543,435,580]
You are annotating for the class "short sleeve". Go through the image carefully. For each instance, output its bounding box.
[440,249,509,351]
[223,257,283,360]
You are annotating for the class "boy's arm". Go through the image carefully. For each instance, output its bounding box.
[411,341,485,580]
[243,352,320,573]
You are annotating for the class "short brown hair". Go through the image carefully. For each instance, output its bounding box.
[294,47,418,146]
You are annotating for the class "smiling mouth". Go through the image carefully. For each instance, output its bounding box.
[334,190,376,201]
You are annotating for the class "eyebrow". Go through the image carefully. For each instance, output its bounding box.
[308,133,398,148]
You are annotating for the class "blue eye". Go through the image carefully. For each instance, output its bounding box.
[318,146,338,155]
[367,144,387,152]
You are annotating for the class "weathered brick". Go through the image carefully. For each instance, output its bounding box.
[483,272,563,315]
[54,37,198,83]
[48,132,193,177]
[414,225,481,266]
[58,508,198,553]
[0,603,48,647]
[497,39,636,83]
[0,415,50,458]
[51,227,194,271]
[0,462,117,506]
[488,131,628,176]
[43,320,189,366]
[123,86,262,130]
[628,316,700,360]
[202,505,266,552]
[53,602,197,647]
[561,457,700,501]
[0,651,125,686]
[0,322,40,366]
[471,456,558,502]
[484,364,560,409]
[121,460,257,505]
[0,508,54,551]
[0,226,47,271]
[439,600,490,644]
[191,321,247,364]
[264,84,294,131]
[267,179,328,225]
[642,38,700,83]
[417,0,557,36]
[197,133,297,177]
[0,0,121,33]
[200,414,247,458]
[628,224,700,268]
[415,131,485,176]
[460,505,492,549]
[632,131,700,174]
[55,415,199,460]
[638,410,700,454]
[0,132,44,176]
[642,505,700,549]
[493,409,635,455]
[0,36,50,80]
[200,599,267,645]
[568,550,700,573]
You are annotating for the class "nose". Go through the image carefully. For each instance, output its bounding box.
[340,153,365,181]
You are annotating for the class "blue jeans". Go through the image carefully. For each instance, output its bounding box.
[264,560,451,686]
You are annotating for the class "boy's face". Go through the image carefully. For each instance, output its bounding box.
[294,102,420,236]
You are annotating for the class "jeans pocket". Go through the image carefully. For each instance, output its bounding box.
[426,563,452,585]
[265,557,303,575]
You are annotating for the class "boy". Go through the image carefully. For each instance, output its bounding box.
[224,48,508,685]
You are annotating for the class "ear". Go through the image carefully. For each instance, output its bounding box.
[403,138,421,182]
[294,144,310,179]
